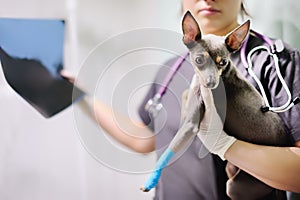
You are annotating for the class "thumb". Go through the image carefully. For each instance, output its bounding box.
[60,69,76,83]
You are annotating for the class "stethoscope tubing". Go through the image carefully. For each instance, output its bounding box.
[242,30,299,113]
[158,52,189,96]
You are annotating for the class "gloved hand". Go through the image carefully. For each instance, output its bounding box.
[197,85,237,160]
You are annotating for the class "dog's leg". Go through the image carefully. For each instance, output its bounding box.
[181,75,200,124]
[141,76,203,192]
[171,75,203,153]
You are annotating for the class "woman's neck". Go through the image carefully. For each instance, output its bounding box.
[204,21,239,36]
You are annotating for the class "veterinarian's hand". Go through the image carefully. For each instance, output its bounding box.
[197,85,236,160]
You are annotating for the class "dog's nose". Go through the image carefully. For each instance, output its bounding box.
[205,76,217,89]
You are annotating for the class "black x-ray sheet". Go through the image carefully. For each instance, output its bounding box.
[0,18,85,118]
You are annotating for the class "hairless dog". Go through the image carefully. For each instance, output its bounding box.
[141,11,290,200]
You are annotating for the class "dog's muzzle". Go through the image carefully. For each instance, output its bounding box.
[205,75,218,89]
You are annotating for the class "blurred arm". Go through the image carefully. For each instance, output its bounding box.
[78,96,155,153]
[60,70,155,153]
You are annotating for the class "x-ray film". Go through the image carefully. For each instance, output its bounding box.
[0,18,85,118]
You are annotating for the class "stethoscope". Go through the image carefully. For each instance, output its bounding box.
[145,30,299,116]
[241,30,299,112]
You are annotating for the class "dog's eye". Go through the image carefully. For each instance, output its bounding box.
[195,55,206,65]
[218,58,228,66]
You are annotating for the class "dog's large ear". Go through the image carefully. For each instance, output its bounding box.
[225,20,250,52]
[182,11,202,48]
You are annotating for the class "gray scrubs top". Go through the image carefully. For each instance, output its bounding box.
[138,33,300,200]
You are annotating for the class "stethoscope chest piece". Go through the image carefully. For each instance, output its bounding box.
[145,94,163,118]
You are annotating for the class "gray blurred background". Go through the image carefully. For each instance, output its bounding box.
[0,0,299,200]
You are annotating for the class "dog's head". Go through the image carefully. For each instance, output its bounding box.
[182,11,250,89]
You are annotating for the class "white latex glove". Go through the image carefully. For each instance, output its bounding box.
[197,85,237,160]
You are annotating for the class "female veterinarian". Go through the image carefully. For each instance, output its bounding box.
[81,0,300,199]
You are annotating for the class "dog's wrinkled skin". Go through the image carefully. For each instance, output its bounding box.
[180,11,290,200]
